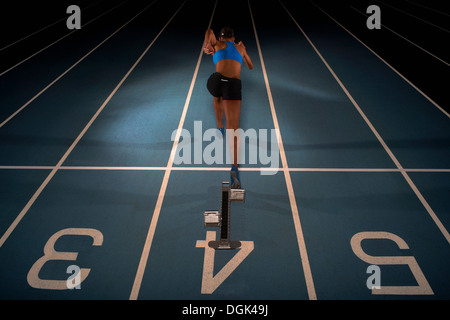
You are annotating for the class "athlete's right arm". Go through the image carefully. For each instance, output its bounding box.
[204,29,217,55]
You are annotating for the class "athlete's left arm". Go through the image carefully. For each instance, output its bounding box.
[237,41,254,70]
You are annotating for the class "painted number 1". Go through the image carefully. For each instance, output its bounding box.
[351,231,433,295]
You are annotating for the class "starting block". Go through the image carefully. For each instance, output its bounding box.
[204,211,220,228]
[203,181,245,249]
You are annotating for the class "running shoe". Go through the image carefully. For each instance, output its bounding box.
[230,165,241,189]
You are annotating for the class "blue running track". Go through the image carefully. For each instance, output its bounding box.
[0,0,448,309]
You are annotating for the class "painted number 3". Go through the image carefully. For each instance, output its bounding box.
[351,231,433,295]
[27,228,103,290]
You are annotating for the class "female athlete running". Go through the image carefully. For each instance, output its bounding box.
[203,26,253,188]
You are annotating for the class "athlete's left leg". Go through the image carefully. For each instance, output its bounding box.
[224,99,241,188]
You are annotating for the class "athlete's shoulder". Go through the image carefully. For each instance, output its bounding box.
[215,40,227,48]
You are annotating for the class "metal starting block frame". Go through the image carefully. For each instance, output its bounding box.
[203,181,245,249]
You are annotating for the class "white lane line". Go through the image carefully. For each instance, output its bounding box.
[405,0,450,18]
[129,0,217,301]
[248,0,317,300]
[0,1,155,129]
[311,1,449,118]
[1,165,449,173]
[350,6,449,66]
[0,166,56,170]
[281,1,450,244]
[0,0,128,77]
[0,1,180,248]
[376,0,450,33]
[404,169,450,173]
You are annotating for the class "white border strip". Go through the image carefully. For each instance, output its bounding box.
[0,1,181,248]
[129,0,217,300]
[248,0,317,300]
[281,0,450,244]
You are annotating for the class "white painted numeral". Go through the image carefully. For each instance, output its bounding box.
[27,228,103,290]
[351,231,433,295]
[196,231,254,294]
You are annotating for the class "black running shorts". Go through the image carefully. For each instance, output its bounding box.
[207,72,242,100]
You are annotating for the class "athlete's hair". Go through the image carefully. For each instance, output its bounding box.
[219,26,235,39]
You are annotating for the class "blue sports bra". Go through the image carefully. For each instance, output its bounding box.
[213,41,243,65]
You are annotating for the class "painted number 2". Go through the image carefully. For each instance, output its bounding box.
[351,231,433,295]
